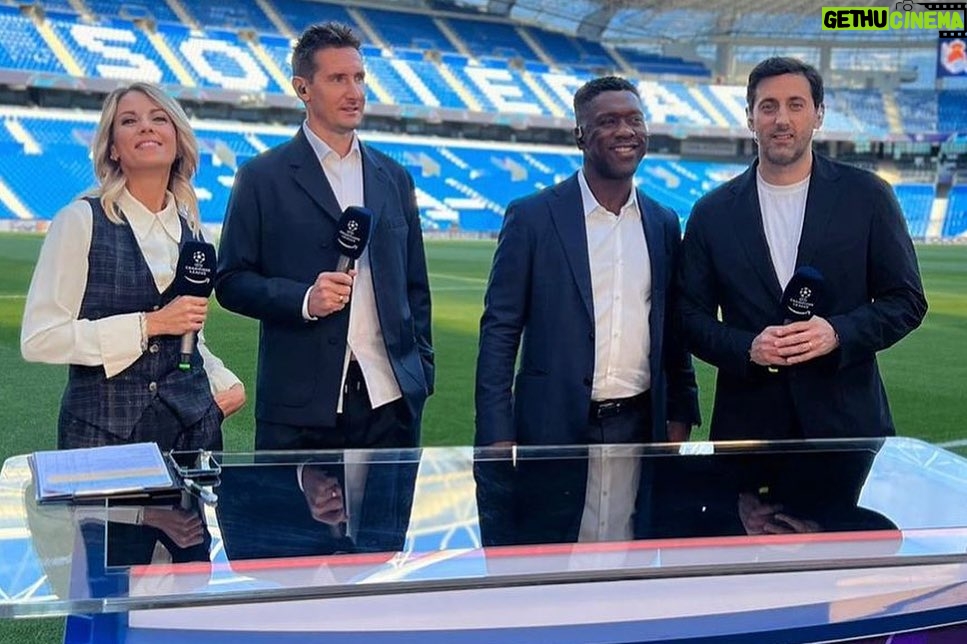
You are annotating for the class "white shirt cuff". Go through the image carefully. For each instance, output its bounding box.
[197,329,242,393]
[302,286,317,321]
[97,313,144,378]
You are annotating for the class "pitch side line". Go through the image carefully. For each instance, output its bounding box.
[428,273,487,285]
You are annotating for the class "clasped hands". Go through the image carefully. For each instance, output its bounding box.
[750,316,838,368]
[308,270,357,318]
[737,492,821,535]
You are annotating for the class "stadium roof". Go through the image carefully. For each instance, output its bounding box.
[430,0,930,43]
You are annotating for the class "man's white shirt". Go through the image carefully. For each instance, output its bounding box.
[576,170,652,543]
[301,123,401,413]
[757,171,810,291]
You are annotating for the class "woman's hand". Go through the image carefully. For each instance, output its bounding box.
[141,507,205,548]
[145,295,208,337]
[214,383,246,418]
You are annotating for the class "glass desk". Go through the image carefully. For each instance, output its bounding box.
[3,437,967,643]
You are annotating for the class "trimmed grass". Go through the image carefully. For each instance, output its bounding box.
[0,234,965,641]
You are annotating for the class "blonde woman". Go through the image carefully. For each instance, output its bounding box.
[22,82,245,452]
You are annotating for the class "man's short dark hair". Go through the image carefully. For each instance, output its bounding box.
[746,57,824,110]
[292,22,361,79]
[573,76,640,124]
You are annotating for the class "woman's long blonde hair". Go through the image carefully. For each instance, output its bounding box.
[90,82,201,234]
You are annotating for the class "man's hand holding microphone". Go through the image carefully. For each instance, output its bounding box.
[307,206,373,319]
[308,269,356,318]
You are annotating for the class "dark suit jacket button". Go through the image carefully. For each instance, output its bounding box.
[588,332,594,340]
[583,377,592,386]
[328,338,338,345]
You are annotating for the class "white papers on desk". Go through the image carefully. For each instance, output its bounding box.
[29,442,175,503]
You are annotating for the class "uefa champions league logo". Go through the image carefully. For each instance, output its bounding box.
[339,220,363,251]
[184,245,212,285]
[789,286,815,317]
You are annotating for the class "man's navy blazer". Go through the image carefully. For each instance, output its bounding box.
[678,154,926,440]
[475,173,700,446]
[215,129,433,441]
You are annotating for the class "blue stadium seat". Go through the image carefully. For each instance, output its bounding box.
[85,0,183,25]
[365,56,421,106]
[445,17,535,61]
[943,186,967,239]
[939,91,967,133]
[49,17,184,85]
[0,7,68,75]
[0,112,943,236]
[158,24,288,93]
[896,91,939,133]
[0,145,94,220]
[614,47,709,78]
[271,0,360,38]
[181,0,278,35]
[894,184,935,239]
[361,8,453,53]
[605,8,717,42]
[522,26,615,70]
[393,55,468,110]
[826,89,889,136]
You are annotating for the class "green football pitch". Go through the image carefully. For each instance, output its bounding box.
[0,233,965,641]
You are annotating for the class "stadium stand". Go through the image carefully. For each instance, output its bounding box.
[944,186,967,238]
[0,0,958,240]
[895,184,936,239]
[362,8,453,53]
[84,0,182,25]
[183,0,280,34]
[0,7,66,75]
[0,108,940,243]
[2,8,954,135]
[271,0,359,36]
[524,27,615,70]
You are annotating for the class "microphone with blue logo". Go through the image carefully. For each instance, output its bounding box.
[334,206,373,273]
[769,266,825,373]
[173,240,216,371]
[781,266,824,324]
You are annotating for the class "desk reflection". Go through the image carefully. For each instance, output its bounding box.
[214,452,418,561]
[90,443,901,572]
[475,444,898,549]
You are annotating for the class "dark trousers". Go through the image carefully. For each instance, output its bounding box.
[255,361,412,451]
[583,391,653,445]
[477,391,654,547]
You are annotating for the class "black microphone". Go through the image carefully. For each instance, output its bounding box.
[781,266,824,324]
[334,206,373,273]
[172,240,216,371]
[768,266,824,374]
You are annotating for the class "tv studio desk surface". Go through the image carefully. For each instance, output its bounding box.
[3,437,967,643]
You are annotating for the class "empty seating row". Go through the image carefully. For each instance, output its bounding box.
[0,112,946,238]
